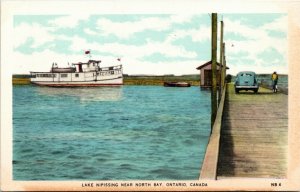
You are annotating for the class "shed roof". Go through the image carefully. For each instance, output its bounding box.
[196,60,229,70]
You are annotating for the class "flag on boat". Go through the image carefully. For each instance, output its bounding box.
[85,50,90,54]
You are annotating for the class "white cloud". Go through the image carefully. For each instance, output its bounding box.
[69,36,91,52]
[96,17,171,39]
[13,50,77,74]
[122,59,203,75]
[192,26,211,42]
[141,41,197,58]
[261,15,287,32]
[69,35,197,60]
[84,28,98,35]
[49,14,90,28]
[223,15,287,75]
[14,23,54,48]
[166,25,210,43]
[14,15,91,49]
[169,15,194,23]
[225,19,265,41]
[96,15,195,39]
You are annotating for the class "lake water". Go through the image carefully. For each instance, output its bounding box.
[13,85,211,180]
[257,75,288,88]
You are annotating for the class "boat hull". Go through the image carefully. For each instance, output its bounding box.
[32,83,123,87]
[31,78,123,87]
[164,82,191,87]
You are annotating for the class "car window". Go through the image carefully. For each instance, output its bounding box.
[240,73,253,77]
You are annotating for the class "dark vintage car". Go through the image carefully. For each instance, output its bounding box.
[234,71,259,93]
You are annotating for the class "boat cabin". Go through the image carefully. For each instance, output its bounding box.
[196,61,229,88]
[72,60,101,72]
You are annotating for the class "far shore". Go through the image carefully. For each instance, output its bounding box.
[12,73,288,88]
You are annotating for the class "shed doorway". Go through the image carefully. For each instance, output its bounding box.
[204,70,212,86]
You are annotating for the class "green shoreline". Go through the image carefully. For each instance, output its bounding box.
[12,74,201,86]
[12,74,288,87]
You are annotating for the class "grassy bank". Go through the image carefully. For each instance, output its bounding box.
[124,75,200,86]
[13,78,31,85]
[12,74,200,86]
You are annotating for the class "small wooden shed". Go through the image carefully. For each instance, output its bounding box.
[196,61,229,87]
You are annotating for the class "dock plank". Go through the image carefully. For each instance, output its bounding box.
[217,84,288,178]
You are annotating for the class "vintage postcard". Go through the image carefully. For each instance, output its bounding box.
[1,0,300,191]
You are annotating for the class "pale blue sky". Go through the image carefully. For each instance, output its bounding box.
[13,14,287,75]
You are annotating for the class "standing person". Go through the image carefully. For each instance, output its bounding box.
[271,71,278,93]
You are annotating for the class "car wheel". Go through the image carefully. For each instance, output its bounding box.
[254,89,258,93]
[235,88,239,94]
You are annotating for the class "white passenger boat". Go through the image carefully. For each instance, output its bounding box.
[30,59,123,87]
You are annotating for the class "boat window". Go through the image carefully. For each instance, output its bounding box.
[37,74,55,78]
[75,74,79,77]
[61,74,68,78]
[101,71,110,76]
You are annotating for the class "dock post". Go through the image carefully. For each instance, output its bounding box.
[221,43,226,87]
[222,43,226,87]
[219,20,224,104]
[211,13,218,130]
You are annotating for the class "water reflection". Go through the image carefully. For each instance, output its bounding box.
[36,86,123,102]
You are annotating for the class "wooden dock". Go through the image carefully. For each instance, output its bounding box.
[217,83,288,178]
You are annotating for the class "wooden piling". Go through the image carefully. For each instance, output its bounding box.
[219,21,224,103]
[221,43,226,87]
[211,13,218,130]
